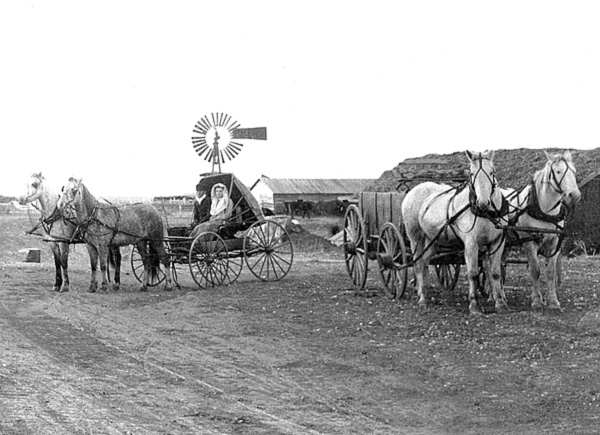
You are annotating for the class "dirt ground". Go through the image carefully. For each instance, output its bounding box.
[1,214,600,434]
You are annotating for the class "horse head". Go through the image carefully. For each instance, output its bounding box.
[57,177,85,219]
[543,150,581,208]
[19,172,45,205]
[465,150,499,212]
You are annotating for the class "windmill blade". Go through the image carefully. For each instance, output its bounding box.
[223,114,232,129]
[211,113,218,128]
[227,121,241,133]
[224,146,235,161]
[195,145,210,158]
[193,121,208,133]
[201,116,212,130]
[232,127,267,140]
[227,146,240,157]
[191,138,207,145]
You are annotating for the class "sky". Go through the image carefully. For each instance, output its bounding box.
[2,1,600,198]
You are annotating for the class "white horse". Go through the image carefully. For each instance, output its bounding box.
[18,173,122,292]
[402,150,509,314]
[502,150,581,311]
[18,172,74,292]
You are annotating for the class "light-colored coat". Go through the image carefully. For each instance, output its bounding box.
[402,150,509,314]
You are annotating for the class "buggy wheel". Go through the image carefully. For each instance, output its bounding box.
[224,252,244,284]
[434,264,461,292]
[130,244,166,287]
[343,205,368,288]
[243,220,293,282]
[189,232,229,288]
[377,222,408,299]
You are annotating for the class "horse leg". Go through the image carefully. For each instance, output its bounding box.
[488,241,509,313]
[97,246,111,291]
[137,241,150,292]
[86,244,99,293]
[413,236,435,306]
[110,246,122,291]
[545,253,562,311]
[155,241,173,292]
[524,243,543,311]
[464,240,483,315]
[58,242,70,293]
[50,242,62,292]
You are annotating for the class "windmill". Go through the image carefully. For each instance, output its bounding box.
[191,113,267,173]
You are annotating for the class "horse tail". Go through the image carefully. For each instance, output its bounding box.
[147,241,161,283]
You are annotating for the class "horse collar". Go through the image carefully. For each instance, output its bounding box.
[470,194,509,220]
[527,182,566,224]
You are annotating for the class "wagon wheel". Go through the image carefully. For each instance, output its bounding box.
[376,222,408,299]
[343,205,368,288]
[434,264,461,292]
[224,252,244,284]
[243,220,293,282]
[189,232,229,288]
[130,244,166,287]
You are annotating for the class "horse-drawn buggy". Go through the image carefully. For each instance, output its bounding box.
[343,150,580,314]
[130,172,293,289]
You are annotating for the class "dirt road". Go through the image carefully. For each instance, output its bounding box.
[1,252,600,434]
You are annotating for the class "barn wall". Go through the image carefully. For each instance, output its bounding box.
[567,177,600,253]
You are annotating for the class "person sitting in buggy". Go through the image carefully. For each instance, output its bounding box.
[190,183,232,238]
[192,185,211,227]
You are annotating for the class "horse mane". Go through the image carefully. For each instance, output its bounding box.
[73,180,97,213]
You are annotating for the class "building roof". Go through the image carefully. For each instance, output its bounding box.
[259,176,374,195]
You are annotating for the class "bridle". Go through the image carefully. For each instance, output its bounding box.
[543,157,575,197]
[468,153,498,205]
[467,153,508,220]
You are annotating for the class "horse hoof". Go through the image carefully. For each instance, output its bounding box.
[531,302,544,312]
[495,301,510,314]
[88,288,96,293]
[112,284,120,291]
[59,287,69,293]
[139,286,148,292]
[469,303,485,315]
[547,303,563,313]
[51,286,60,292]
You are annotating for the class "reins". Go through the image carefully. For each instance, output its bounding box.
[62,186,161,243]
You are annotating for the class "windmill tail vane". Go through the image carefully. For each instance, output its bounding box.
[191,112,267,173]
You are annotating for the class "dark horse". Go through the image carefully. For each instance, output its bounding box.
[18,173,121,292]
[58,178,173,292]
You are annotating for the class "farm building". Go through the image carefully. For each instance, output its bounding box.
[251,176,374,214]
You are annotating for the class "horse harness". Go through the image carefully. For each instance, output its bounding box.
[505,176,569,258]
[26,197,85,244]
[63,200,155,244]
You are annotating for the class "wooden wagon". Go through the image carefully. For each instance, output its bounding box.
[343,170,470,298]
[131,173,293,289]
